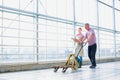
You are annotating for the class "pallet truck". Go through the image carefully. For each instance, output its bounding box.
[52,42,86,73]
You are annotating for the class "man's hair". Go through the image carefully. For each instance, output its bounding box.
[85,23,89,26]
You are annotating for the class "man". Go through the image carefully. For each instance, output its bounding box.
[82,23,97,68]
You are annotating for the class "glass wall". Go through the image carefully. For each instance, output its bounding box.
[116,33,120,57]
[115,0,120,10]
[98,2,114,30]
[38,0,73,20]
[38,19,74,61]
[75,0,97,26]
[0,0,120,64]
[0,12,36,63]
[115,10,120,31]
[99,31,114,58]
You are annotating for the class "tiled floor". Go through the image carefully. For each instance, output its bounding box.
[0,61,120,80]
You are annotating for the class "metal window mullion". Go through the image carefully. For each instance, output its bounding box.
[113,0,116,58]
[1,0,4,64]
[72,0,76,60]
[18,0,21,61]
[96,0,101,60]
[0,9,35,18]
[0,5,37,16]
[36,0,39,63]
[56,0,59,59]
[45,0,47,61]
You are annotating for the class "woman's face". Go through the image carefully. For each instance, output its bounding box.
[78,28,82,33]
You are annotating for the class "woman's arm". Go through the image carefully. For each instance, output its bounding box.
[81,35,86,43]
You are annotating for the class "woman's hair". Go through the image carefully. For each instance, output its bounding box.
[78,27,82,31]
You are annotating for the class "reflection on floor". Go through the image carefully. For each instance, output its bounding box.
[0,61,120,80]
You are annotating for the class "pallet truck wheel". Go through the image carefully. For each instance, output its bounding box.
[62,69,66,73]
[54,67,59,72]
[62,67,68,73]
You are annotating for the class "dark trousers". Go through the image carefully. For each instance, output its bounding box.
[88,43,97,66]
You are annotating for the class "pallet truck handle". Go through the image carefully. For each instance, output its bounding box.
[76,42,87,57]
[82,42,87,47]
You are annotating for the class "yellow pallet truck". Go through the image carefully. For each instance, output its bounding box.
[52,42,86,73]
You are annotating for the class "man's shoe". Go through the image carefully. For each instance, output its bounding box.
[89,66,96,68]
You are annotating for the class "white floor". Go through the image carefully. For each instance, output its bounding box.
[0,61,120,80]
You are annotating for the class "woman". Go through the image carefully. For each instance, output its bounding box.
[72,27,84,68]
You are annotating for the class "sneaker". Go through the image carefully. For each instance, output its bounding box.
[78,65,82,68]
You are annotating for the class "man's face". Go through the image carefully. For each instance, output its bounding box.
[85,25,89,31]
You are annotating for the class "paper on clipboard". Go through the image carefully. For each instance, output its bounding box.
[71,38,80,43]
